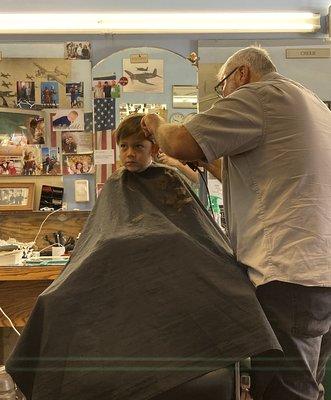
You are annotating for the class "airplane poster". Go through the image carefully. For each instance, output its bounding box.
[0,58,71,109]
[122,59,164,93]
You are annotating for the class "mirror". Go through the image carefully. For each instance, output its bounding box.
[172,85,198,109]
[92,47,197,183]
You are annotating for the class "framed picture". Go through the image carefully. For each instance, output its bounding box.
[0,182,35,211]
[172,85,198,109]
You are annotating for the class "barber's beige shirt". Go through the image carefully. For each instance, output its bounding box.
[186,72,331,287]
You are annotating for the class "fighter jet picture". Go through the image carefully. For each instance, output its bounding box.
[1,81,11,88]
[124,68,162,85]
[26,74,34,80]
[34,63,68,86]
[136,67,149,71]
[0,72,10,78]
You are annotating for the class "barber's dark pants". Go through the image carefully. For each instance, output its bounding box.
[252,281,331,400]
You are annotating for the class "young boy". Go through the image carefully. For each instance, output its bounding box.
[115,114,159,173]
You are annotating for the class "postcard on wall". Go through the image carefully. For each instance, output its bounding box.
[65,42,91,60]
[61,131,93,154]
[65,82,84,108]
[51,109,84,131]
[62,153,95,175]
[122,59,164,93]
[94,149,114,165]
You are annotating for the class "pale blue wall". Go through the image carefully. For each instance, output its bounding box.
[0,0,329,62]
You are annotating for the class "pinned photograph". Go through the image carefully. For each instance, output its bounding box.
[119,103,167,122]
[29,116,45,144]
[65,42,91,60]
[16,81,35,106]
[41,147,61,175]
[66,82,84,108]
[41,82,59,108]
[93,79,117,99]
[61,131,93,154]
[123,59,164,93]
[52,109,84,131]
[0,109,44,146]
[0,157,22,176]
[63,154,94,175]
[22,146,42,176]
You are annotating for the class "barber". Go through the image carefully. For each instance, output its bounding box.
[141,46,331,400]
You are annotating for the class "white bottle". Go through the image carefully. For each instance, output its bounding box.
[0,366,16,400]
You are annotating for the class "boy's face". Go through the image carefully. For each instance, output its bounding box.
[119,133,157,173]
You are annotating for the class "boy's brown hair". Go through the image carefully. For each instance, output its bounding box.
[115,114,145,145]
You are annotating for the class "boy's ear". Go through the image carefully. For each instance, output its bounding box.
[151,144,159,156]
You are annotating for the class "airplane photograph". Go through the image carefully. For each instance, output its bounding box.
[34,62,68,86]
[26,74,34,80]
[0,72,11,78]
[124,68,162,85]
[2,81,12,88]
[123,59,163,93]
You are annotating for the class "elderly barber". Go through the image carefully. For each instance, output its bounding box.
[141,46,331,400]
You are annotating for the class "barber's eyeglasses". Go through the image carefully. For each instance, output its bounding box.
[214,67,238,98]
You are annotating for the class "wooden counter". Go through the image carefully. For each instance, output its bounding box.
[0,266,63,327]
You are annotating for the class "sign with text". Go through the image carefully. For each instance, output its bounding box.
[286,48,330,59]
[130,54,148,63]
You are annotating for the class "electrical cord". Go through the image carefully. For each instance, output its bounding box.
[0,209,64,338]
[32,207,63,247]
[197,168,215,219]
[0,307,20,337]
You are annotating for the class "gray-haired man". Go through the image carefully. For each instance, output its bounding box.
[142,46,331,400]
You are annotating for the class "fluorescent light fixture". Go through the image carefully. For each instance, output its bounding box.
[0,12,320,34]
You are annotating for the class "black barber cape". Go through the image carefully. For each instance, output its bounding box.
[6,164,281,400]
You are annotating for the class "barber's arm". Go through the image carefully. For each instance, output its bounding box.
[157,152,199,184]
[141,114,204,161]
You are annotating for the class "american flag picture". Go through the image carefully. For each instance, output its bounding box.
[94,98,115,131]
[93,90,116,184]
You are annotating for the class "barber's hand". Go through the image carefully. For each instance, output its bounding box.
[157,152,180,167]
[141,114,164,142]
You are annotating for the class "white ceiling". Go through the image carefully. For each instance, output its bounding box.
[0,0,329,13]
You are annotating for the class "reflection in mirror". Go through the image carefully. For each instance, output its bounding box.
[172,85,198,109]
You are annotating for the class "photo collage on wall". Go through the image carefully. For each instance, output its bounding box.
[0,44,94,177]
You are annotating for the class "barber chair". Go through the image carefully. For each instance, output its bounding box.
[153,360,251,400]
